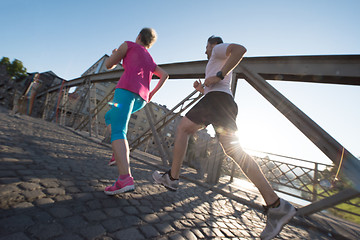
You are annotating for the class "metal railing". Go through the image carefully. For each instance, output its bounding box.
[224,149,360,222]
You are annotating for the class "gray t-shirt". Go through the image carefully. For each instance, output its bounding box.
[204,43,233,96]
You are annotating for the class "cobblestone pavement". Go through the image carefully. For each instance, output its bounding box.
[0,107,347,240]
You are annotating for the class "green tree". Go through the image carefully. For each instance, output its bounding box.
[0,57,10,66]
[0,57,27,79]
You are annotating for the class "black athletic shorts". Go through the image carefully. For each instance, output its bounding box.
[185,91,238,133]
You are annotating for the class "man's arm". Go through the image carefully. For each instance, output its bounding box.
[204,44,247,87]
[221,44,247,77]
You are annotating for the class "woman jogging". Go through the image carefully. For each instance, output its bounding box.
[104,28,168,195]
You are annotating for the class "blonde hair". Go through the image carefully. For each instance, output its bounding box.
[139,28,157,48]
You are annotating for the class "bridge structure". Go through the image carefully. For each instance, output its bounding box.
[38,55,360,221]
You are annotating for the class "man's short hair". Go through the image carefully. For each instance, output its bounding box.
[208,35,223,45]
[139,28,157,48]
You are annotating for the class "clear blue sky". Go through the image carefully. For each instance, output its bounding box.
[1,0,359,164]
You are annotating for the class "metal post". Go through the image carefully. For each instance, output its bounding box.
[87,78,92,137]
[144,104,169,166]
[230,161,236,182]
[313,163,319,202]
[93,83,98,138]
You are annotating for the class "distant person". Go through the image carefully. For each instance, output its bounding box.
[16,73,41,115]
[152,36,296,240]
[104,28,169,195]
[26,73,41,115]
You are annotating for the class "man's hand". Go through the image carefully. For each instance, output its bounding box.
[193,79,204,94]
[204,76,221,87]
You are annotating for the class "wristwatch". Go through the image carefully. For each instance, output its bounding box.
[216,71,224,80]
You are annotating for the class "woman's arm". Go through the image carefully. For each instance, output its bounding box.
[105,42,128,70]
[148,66,169,102]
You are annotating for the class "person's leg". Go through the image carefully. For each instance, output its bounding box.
[170,117,203,179]
[217,130,278,205]
[104,90,138,195]
[110,90,146,177]
[217,130,296,240]
[152,117,203,190]
[112,139,131,175]
[104,109,115,164]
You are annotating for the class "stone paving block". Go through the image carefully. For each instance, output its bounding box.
[83,209,108,222]
[27,222,63,239]
[23,189,46,201]
[119,215,141,228]
[0,214,34,234]
[0,170,18,177]
[40,179,60,188]
[86,199,102,209]
[179,219,195,228]
[16,170,35,176]
[0,177,21,184]
[122,205,139,215]
[189,228,205,239]
[60,215,88,231]
[65,186,81,193]
[101,198,122,208]
[53,233,83,240]
[181,229,197,240]
[115,227,144,240]
[169,212,185,220]
[101,218,123,232]
[13,202,34,209]
[35,197,55,206]
[168,232,186,240]
[220,227,236,238]
[80,224,106,239]
[45,187,66,196]
[200,227,217,238]
[103,207,125,217]
[157,211,174,222]
[0,183,20,195]
[54,195,72,201]
[155,222,176,234]
[172,220,187,230]
[136,205,153,214]
[0,232,31,240]
[32,211,53,224]
[73,192,94,201]
[142,213,161,224]
[48,207,73,218]
[8,165,27,170]
[139,224,160,238]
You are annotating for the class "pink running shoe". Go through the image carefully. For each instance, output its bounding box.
[108,153,116,166]
[104,176,135,195]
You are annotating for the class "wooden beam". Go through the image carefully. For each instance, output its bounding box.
[297,188,360,216]
[38,55,360,97]
[240,65,360,191]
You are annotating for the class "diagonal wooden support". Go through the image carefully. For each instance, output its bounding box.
[239,65,360,192]
[144,105,170,166]
[129,89,203,150]
[75,86,116,131]
[297,188,360,216]
[239,65,360,216]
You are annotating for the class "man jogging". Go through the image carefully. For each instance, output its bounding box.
[153,36,296,240]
